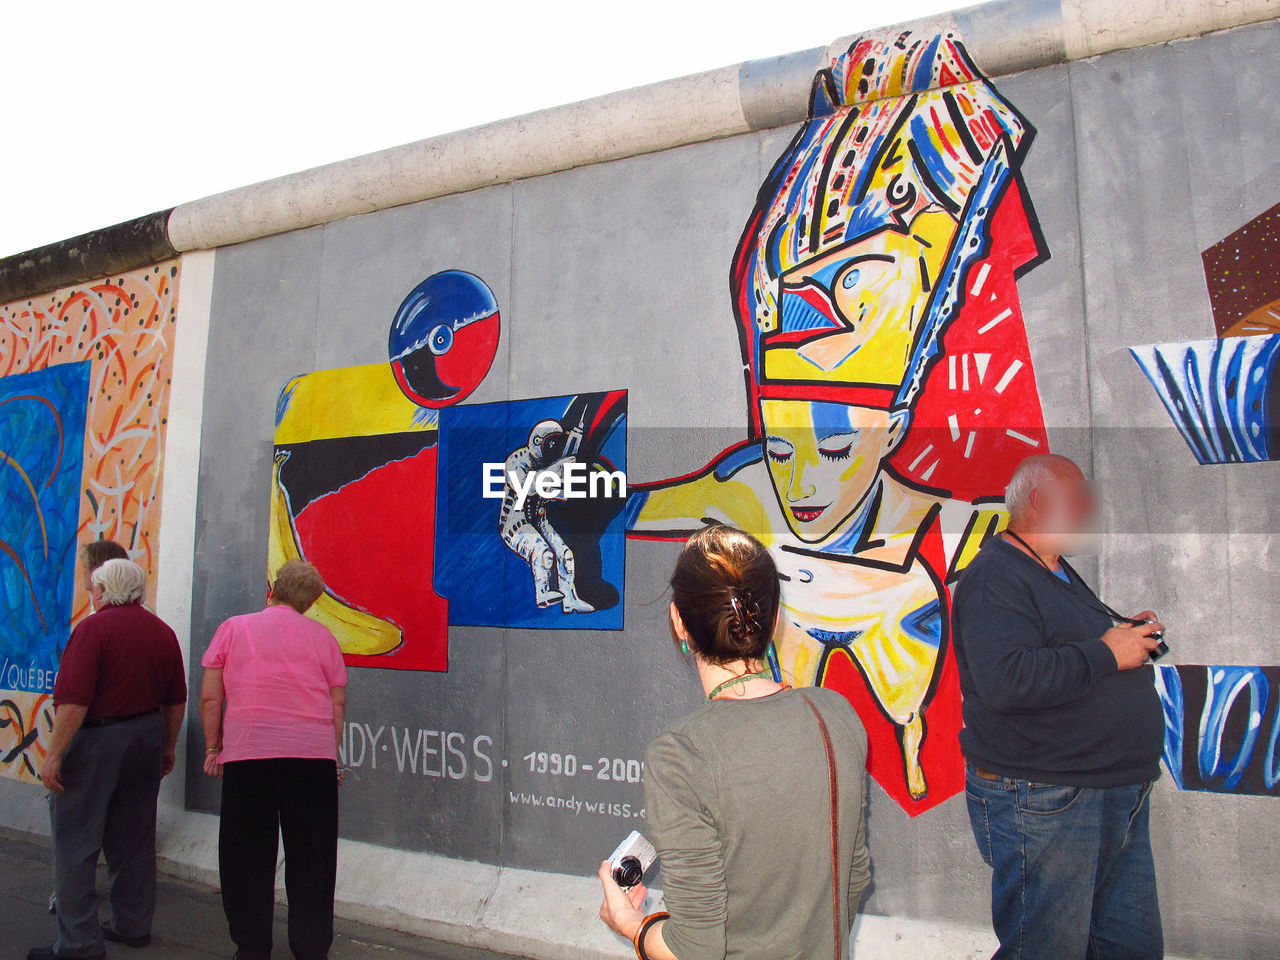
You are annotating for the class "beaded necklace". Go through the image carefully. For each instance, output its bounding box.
[707,670,775,701]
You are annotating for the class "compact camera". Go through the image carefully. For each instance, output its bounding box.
[607,830,656,890]
[1135,619,1170,662]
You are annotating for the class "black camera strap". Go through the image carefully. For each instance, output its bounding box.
[1001,530,1142,627]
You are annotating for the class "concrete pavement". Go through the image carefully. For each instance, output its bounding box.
[0,830,527,960]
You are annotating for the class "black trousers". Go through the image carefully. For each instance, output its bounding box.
[218,758,338,960]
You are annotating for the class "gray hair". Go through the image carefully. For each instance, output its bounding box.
[271,559,326,614]
[91,558,148,606]
[1005,455,1067,520]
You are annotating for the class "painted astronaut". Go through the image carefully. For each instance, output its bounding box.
[628,32,1042,804]
[499,419,595,614]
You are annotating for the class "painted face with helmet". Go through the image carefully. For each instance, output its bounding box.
[526,419,565,468]
[734,32,1030,543]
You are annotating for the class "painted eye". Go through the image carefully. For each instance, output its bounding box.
[841,269,861,289]
[766,440,794,464]
[818,444,852,461]
[428,323,454,355]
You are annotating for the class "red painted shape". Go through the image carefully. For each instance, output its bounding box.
[820,184,1046,813]
[432,313,500,408]
[891,179,1049,500]
[819,647,964,816]
[293,447,449,671]
[818,517,964,816]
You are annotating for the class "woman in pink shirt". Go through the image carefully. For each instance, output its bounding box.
[200,560,348,960]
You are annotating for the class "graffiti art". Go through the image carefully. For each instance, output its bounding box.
[0,363,90,683]
[270,271,630,670]
[1202,201,1280,338]
[1130,335,1280,464]
[270,270,506,670]
[271,423,445,668]
[1132,201,1280,464]
[1156,664,1280,796]
[435,391,628,629]
[272,356,449,670]
[626,32,1049,815]
[0,263,180,782]
[389,270,501,410]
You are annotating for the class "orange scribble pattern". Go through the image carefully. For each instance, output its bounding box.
[0,260,180,783]
[0,694,54,781]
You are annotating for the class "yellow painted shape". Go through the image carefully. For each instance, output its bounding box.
[636,470,773,545]
[954,505,1008,575]
[275,362,437,445]
[764,209,958,388]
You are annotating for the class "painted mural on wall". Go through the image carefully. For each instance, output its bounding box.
[270,271,472,673]
[1156,664,1280,796]
[1202,202,1280,339]
[627,32,1049,815]
[1131,202,1280,463]
[0,364,90,691]
[0,264,180,782]
[275,33,1280,819]
[435,391,627,628]
[269,270,628,670]
[1127,207,1280,797]
[271,380,445,668]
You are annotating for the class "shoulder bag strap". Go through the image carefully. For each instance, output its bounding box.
[801,693,841,960]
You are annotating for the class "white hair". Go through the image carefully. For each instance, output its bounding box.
[91,558,148,606]
[1005,455,1067,520]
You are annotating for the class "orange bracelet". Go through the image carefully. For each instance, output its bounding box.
[633,911,669,959]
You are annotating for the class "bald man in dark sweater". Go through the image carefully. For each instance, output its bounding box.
[953,454,1166,960]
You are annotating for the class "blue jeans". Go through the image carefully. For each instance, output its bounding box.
[965,766,1163,960]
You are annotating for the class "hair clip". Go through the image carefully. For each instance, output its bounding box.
[728,592,762,642]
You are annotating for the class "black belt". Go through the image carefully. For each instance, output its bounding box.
[81,709,161,729]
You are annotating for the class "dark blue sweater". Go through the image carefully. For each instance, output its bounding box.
[952,537,1164,787]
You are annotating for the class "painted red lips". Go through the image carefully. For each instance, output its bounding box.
[790,504,828,523]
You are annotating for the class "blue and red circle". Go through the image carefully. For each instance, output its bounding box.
[388,270,500,408]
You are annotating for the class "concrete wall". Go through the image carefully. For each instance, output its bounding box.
[2,7,1279,960]
[0,261,186,782]
[178,17,1280,957]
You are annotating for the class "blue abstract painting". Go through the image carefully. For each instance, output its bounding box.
[1154,663,1280,796]
[434,391,627,629]
[0,362,90,693]
[1130,334,1280,464]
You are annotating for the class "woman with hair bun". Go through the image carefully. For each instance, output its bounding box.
[598,524,870,960]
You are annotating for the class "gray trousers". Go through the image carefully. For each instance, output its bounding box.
[50,711,164,956]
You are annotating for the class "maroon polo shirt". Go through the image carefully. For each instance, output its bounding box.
[53,602,187,720]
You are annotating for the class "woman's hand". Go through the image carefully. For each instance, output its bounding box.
[597,861,647,941]
[203,751,223,778]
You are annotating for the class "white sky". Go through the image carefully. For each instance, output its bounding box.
[2,0,978,258]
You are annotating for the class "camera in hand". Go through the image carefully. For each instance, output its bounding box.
[607,830,656,890]
[1134,619,1169,662]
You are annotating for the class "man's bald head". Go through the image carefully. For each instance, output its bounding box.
[1004,453,1098,555]
[1005,454,1084,521]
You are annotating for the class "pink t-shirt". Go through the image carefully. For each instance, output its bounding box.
[202,605,348,763]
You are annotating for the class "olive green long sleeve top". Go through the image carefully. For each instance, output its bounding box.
[644,687,871,960]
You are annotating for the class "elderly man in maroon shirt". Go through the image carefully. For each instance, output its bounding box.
[31,558,187,960]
